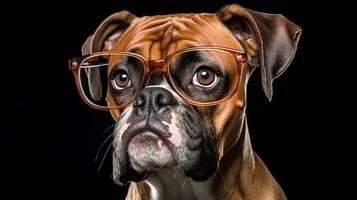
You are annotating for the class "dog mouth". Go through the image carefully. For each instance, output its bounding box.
[123,118,178,152]
[130,131,160,144]
[112,118,178,184]
[128,131,175,171]
[129,131,169,150]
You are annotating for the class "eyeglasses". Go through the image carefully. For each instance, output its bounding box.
[69,46,248,110]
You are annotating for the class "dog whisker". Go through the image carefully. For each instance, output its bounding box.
[95,132,114,162]
[217,165,227,193]
[97,141,113,173]
[99,123,116,137]
[160,158,167,168]
[180,177,188,191]
[144,169,150,178]
[95,123,115,162]
[143,164,154,179]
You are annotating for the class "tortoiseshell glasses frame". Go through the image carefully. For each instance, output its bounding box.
[69,46,248,111]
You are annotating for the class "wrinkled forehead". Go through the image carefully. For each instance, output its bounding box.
[113,13,244,60]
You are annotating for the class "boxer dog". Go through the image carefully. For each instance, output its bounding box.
[70,4,301,200]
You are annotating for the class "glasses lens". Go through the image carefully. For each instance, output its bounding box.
[168,49,240,103]
[79,53,145,108]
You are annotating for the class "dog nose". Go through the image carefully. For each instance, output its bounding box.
[133,87,177,110]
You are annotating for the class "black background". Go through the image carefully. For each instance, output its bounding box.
[8,0,351,199]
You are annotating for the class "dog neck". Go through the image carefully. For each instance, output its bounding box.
[125,116,286,200]
[144,168,215,200]
[214,117,287,200]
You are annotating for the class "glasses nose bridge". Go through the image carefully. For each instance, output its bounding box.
[148,59,168,73]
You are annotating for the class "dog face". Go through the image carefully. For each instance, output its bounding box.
[78,5,301,185]
[109,14,248,183]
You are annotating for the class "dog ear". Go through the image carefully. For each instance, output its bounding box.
[81,11,137,101]
[217,4,302,100]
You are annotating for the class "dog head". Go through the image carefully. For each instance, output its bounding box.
[80,4,301,184]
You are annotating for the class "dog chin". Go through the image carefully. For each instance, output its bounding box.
[112,107,218,184]
[128,131,175,171]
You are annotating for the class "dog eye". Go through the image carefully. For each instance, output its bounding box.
[192,67,219,89]
[112,70,131,90]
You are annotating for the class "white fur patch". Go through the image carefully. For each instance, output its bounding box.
[119,122,131,137]
[162,114,182,147]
